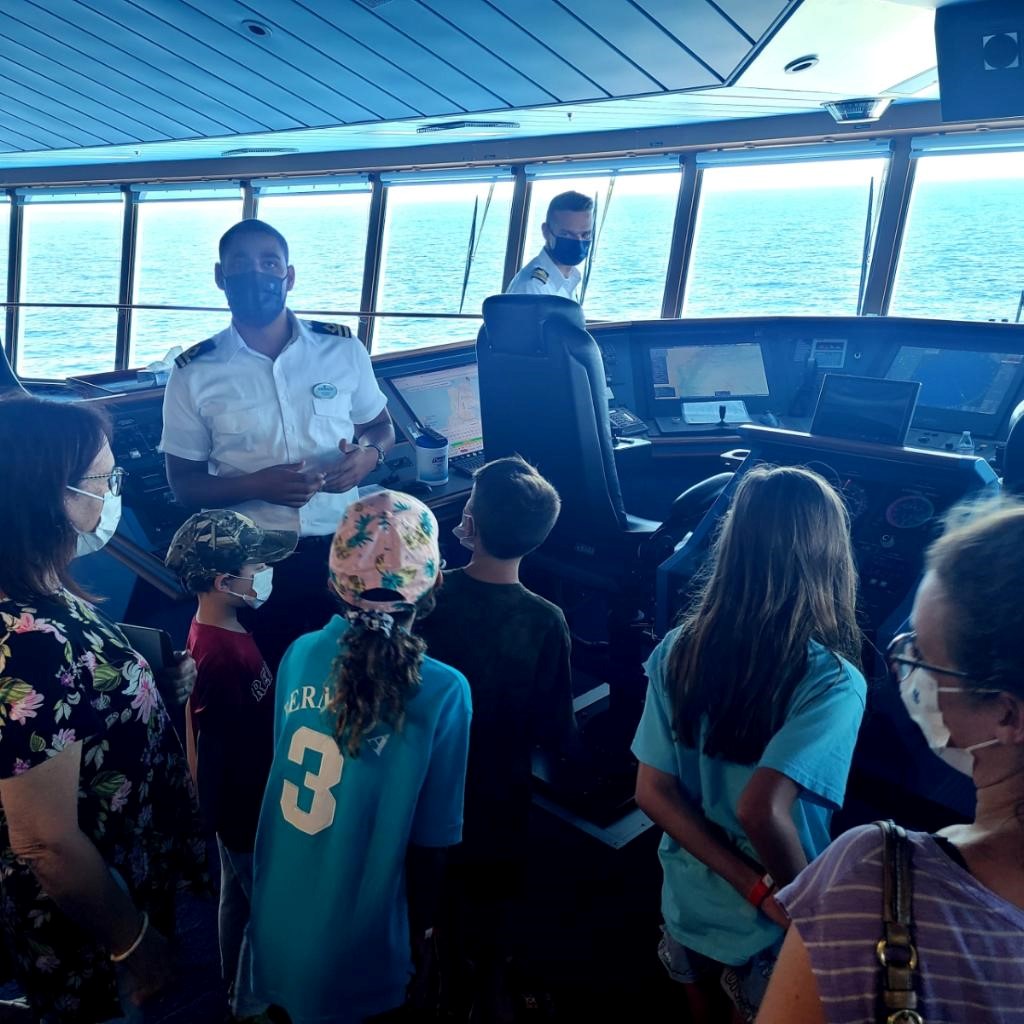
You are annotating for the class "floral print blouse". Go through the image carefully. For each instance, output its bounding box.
[0,589,205,1024]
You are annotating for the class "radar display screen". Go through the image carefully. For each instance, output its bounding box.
[885,346,1024,416]
[650,343,769,401]
[391,363,484,456]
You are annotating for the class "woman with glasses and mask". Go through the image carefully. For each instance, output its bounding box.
[758,500,1024,1024]
[0,395,205,1023]
[633,465,866,1024]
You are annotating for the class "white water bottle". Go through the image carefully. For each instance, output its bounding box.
[955,430,975,456]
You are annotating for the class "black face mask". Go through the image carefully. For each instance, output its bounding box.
[222,271,288,327]
[547,235,591,267]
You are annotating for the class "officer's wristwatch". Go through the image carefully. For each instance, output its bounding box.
[364,442,386,468]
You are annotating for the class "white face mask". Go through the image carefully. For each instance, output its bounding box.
[224,567,274,609]
[452,511,475,552]
[65,487,122,557]
[899,671,1000,776]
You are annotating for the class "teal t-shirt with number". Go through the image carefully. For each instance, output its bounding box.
[249,615,471,1024]
[631,629,866,965]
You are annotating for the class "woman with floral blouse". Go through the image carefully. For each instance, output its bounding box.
[0,395,205,1023]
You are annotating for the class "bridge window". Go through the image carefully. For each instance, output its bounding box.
[684,154,888,317]
[255,180,371,335]
[0,198,8,326]
[130,188,243,367]
[17,192,123,379]
[523,164,681,320]
[890,150,1024,322]
[375,177,513,353]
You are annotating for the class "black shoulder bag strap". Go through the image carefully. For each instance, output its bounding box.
[875,820,924,1024]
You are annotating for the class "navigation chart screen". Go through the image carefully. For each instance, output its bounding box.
[650,343,770,401]
[392,364,484,456]
[885,346,1024,416]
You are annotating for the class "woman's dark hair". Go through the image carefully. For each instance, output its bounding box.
[926,499,1024,701]
[0,395,111,600]
[668,465,861,764]
[329,585,438,756]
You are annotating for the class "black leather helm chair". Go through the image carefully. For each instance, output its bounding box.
[477,294,659,588]
[1003,399,1024,495]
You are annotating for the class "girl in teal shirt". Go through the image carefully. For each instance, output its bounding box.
[633,465,866,1023]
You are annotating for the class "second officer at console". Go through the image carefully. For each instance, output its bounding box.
[506,190,594,302]
[160,218,395,669]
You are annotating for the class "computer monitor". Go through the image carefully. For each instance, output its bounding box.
[885,346,1024,416]
[649,343,770,402]
[810,374,920,446]
[390,363,484,457]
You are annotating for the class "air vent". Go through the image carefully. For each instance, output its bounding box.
[221,147,300,157]
[353,0,395,7]
[784,54,819,74]
[416,120,520,134]
[240,19,272,37]
[821,97,893,124]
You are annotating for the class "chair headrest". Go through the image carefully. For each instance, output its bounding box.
[481,294,586,356]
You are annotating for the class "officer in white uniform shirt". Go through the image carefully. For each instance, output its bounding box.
[506,190,594,301]
[160,218,395,668]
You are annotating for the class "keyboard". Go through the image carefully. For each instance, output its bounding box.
[452,451,487,475]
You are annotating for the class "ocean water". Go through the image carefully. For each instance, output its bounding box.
[7,174,1024,380]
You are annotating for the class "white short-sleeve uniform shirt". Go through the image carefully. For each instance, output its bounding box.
[506,247,581,301]
[160,314,388,537]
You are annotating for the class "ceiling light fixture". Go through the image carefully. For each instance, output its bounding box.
[221,146,299,157]
[784,54,819,74]
[241,19,272,38]
[821,97,893,124]
[416,120,520,134]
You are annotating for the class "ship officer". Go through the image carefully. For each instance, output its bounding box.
[160,219,395,669]
[506,190,594,302]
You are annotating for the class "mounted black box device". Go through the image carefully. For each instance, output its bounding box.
[810,374,920,446]
[936,0,1024,121]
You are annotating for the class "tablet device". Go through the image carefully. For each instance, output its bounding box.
[118,623,174,671]
[810,374,920,446]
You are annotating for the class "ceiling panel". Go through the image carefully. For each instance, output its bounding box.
[633,0,755,79]
[415,0,601,103]
[85,0,374,128]
[290,0,508,114]
[0,6,237,137]
[715,0,795,40]
[556,0,721,90]
[486,0,662,97]
[373,2,555,108]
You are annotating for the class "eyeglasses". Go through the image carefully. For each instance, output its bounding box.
[77,467,127,497]
[885,631,972,684]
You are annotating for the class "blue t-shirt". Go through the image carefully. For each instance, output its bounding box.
[631,629,866,964]
[249,616,472,1024]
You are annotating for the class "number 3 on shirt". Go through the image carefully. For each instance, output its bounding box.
[280,726,344,835]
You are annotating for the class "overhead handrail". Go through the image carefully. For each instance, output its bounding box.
[0,300,483,320]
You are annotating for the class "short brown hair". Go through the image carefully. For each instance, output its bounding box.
[926,499,1024,701]
[0,395,111,600]
[546,190,594,224]
[470,456,561,560]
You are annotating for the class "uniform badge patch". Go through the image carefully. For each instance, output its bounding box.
[308,320,353,338]
[531,267,549,284]
[312,382,339,399]
[174,337,216,368]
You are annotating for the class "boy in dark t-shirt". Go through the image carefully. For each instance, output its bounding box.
[416,456,578,1020]
[165,510,296,1023]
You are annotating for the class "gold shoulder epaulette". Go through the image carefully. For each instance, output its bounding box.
[308,320,353,338]
[531,267,549,284]
[174,338,216,368]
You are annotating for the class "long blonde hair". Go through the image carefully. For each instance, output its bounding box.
[668,465,861,764]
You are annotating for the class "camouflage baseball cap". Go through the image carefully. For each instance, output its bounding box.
[165,509,297,593]
[329,490,440,614]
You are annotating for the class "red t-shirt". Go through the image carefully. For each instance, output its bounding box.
[186,618,274,852]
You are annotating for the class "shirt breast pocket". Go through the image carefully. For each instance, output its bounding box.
[312,395,352,419]
[211,409,262,451]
